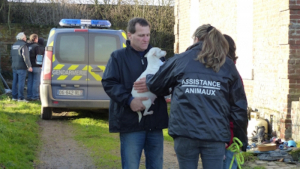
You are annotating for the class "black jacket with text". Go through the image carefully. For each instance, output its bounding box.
[102,40,169,133]
[146,42,248,151]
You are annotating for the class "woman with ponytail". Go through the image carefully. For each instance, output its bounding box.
[145,24,248,169]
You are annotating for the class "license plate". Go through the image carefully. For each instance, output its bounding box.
[57,90,83,96]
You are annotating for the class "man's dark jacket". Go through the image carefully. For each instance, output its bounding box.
[27,42,42,67]
[101,40,169,133]
[146,42,248,151]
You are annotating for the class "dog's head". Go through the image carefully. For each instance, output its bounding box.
[145,47,167,59]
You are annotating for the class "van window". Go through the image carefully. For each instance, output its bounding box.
[55,33,88,63]
[89,33,120,64]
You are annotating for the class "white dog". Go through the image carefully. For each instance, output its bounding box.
[131,47,167,122]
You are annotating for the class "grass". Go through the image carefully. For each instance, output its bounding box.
[0,94,262,168]
[0,95,174,168]
[0,93,270,169]
[242,152,259,162]
[69,110,173,168]
[243,167,265,169]
[2,93,292,169]
[69,112,122,168]
[0,95,41,169]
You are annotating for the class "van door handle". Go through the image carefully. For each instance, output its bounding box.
[91,68,103,72]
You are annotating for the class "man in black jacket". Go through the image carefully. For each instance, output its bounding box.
[102,18,168,169]
[11,32,32,102]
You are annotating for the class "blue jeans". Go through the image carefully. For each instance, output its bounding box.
[12,69,27,100]
[174,137,225,169]
[120,130,163,169]
[223,149,238,169]
[27,67,41,99]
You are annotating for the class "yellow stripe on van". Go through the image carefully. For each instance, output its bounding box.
[72,76,82,80]
[98,66,106,72]
[49,41,54,47]
[123,43,126,48]
[82,65,88,70]
[68,65,79,70]
[122,32,127,40]
[88,65,102,81]
[49,30,55,38]
[52,54,55,62]
[54,64,64,70]
[57,75,68,80]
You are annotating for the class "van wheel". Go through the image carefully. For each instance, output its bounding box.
[41,107,52,120]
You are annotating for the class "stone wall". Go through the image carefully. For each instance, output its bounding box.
[175,0,300,140]
[174,0,237,53]
[291,98,300,141]
[252,0,292,139]
[288,0,300,140]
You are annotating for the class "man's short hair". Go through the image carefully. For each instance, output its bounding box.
[127,18,150,34]
[16,32,26,40]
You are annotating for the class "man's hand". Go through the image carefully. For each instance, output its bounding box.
[130,97,148,112]
[133,77,148,93]
[28,67,33,72]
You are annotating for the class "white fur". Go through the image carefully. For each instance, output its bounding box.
[131,47,167,122]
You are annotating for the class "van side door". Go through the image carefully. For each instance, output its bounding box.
[51,30,88,100]
[87,30,123,100]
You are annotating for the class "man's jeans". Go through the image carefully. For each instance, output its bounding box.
[120,130,163,169]
[174,137,225,169]
[27,67,41,99]
[12,69,27,100]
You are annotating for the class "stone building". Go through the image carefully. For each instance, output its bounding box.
[174,0,300,141]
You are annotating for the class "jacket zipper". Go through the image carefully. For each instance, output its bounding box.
[141,57,144,65]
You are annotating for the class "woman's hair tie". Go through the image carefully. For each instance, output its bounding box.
[207,26,214,33]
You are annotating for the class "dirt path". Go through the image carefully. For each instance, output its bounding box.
[36,119,97,169]
[35,113,183,169]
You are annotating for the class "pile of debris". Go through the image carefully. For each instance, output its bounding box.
[246,109,299,163]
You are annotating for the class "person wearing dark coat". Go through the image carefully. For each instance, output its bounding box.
[38,37,45,55]
[10,32,32,102]
[26,34,43,101]
[144,24,248,169]
[101,17,169,169]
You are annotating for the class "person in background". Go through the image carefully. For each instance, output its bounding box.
[145,24,248,169]
[38,37,45,55]
[10,32,32,102]
[26,34,42,101]
[222,34,245,169]
[224,34,239,148]
[101,17,169,169]
[223,34,238,64]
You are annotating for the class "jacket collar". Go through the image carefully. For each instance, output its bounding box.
[126,40,152,56]
[185,41,203,51]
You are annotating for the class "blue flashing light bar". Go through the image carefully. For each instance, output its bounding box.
[59,19,111,28]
